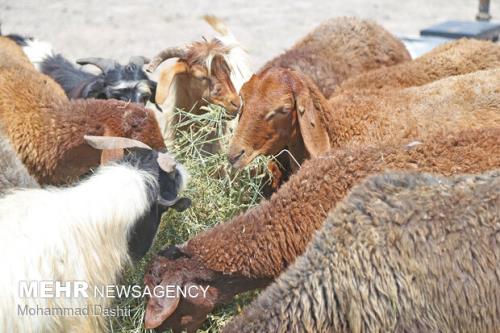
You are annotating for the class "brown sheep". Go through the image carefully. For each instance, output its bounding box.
[259,16,410,99]
[0,36,66,97]
[228,67,500,172]
[143,127,500,333]
[244,16,410,188]
[336,38,500,95]
[0,52,166,185]
[0,36,33,68]
[224,170,500,333]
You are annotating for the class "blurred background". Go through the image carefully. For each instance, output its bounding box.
[1,0,498,68]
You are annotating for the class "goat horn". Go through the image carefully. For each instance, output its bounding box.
[146,47,187,73]
[84,135,152,151]
[157,152,176,173]
[76,57,117,72]
[129,56,150,68]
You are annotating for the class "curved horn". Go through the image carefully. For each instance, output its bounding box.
[129,56,150,68]
[76,57,117,72]
[84,135,152,150]
[146,47,187,73]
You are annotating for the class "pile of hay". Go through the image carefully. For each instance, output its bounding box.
[112,105,271,332]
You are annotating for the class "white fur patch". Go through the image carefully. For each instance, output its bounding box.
[205,39,252,93]
[112,80,151,94]
[22,39,54,71]
[405,141,423,149]
[175,162,190,193]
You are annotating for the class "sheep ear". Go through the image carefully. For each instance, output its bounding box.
[156,62,188,104]
[292,76,331,158]
[144,274,183,329]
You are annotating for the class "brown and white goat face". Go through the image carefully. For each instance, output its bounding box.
[156,56,241,115]
[191,57,241,114]
[228,69,298,169]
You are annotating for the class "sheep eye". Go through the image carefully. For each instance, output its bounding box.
[265,106,290,120]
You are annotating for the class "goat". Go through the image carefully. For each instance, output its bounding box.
[0,136,190,333]
[6,34,156,104]
[146,16,252,145]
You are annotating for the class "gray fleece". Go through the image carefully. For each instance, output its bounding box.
[224,171,500,333]
[0,132,39,195]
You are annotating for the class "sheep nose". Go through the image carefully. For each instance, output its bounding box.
[229,97,241,112]
[229,149,245,166]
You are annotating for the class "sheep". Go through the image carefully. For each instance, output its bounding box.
[0,75,165,185]
[228,67,500,173]
[0,135,190,333]
[0,36,67,97]
[142,127,500,333]
[258,16,410,100]
[223,170,500,333]
[5,34,156,104]
[335,38,500,95]
[0,47,167,185]
[145,16,252,145]
[235,16,409,188]
[0,131,39,195]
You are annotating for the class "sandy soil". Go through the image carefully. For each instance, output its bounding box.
[1,0,498,69]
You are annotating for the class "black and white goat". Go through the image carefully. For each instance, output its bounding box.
[0,136,190,332]
[7,34,156,104]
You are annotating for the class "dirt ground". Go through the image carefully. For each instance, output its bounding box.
[1,0,498,69]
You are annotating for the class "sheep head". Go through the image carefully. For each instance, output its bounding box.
[143,247,269,333]
[148,39,243,115]
[49,100,167,185]
[96,100,166,151]
[228,67,331,169]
